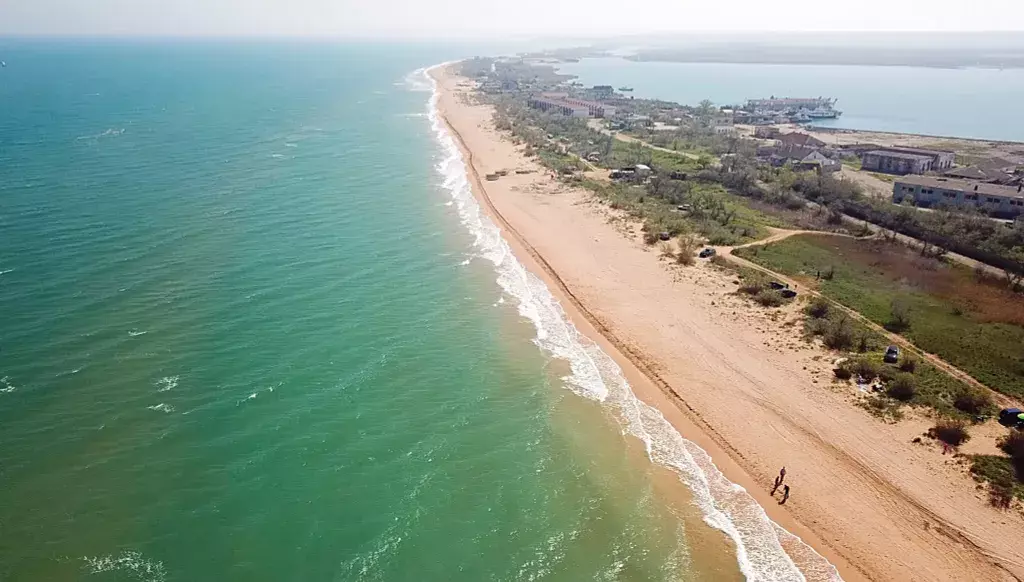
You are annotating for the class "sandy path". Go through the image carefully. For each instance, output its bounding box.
[433,68,1024,582]
[838,167,893,200]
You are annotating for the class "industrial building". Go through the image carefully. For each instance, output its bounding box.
[861,147,955,175]
[893,176,1024,217]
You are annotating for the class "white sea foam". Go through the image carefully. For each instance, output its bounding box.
[147,403,174,413]
[128,329,148,337]
[0,376,16,394]
[82,550,166,582]
[270,153,285,159]
[0,268,14,275]
[284,142,298,148]
[76,128,124,141]
[156,376,178,392]
[421,64,842,582]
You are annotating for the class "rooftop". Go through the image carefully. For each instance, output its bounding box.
[895,175,1024,200]
[883,146,955,157]
[864,150,934,162]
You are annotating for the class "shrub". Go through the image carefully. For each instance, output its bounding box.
[822,265,836,281]
[754,289,786,307]
[676,235,699,266]
[659,242,675,258]
[899,357,917,373]
[834,365,853,380]
[850,358,878,380]
[999,431,1024,459]
[822,316,855,350]
[887,373,917,401]
[857,333,870,353]
[953,389,993,415]
[877,365,898,383]
[989,481,1015,509]
[887,298,912,332]
[805,297,830,319]
[738,277,768,295]
[932,420,970,447]
[643,231,659,245]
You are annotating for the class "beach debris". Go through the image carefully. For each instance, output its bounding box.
[485,173,499,181]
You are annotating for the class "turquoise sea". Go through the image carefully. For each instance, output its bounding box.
[0,42,837,581]
[557,58,1024,142]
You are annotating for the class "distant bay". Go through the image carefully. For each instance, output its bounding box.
[557,58,1024,143]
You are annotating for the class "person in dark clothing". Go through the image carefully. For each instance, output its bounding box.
[780,485,790,505]
[771,475,782,495]
[778,467,786,483]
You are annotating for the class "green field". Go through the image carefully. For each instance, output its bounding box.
[734,234,1024,399]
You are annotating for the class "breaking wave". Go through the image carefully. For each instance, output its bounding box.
[419,63,842,582]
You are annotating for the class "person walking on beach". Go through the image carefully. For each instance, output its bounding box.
[771,474,782,495]
[778,466,786,484]
[780,485,791,505]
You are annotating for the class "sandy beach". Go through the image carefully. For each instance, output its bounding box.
[431,64,1024,582]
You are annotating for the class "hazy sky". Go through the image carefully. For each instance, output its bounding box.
[2,0,1023,37]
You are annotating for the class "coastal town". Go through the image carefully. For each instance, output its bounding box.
[475,56,1024,221]
[446,55,1024,582]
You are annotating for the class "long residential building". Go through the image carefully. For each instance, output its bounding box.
[527,97,590,118]
[527,96,616,118]
[893,175,1024,217]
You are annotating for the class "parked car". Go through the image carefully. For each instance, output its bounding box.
[883,345,900,363]
[780,289,797,299]
[999,408,1024,429]
[699,248,716,258]
[768,281,788,290]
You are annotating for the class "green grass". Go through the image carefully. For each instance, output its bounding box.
[606,139,701,174]
[536,147,581,173]
[841,157,863,170]
[584,178,779,246]
[735,234,1024,400]
[970,455,1024,504]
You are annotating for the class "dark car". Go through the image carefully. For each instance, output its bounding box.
[768,281,788,290]
[999,408,1024,429]
[883,345,900,363]
[698,248,716,258]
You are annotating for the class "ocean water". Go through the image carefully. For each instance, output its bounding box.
[557,58,1024,142]
[0,41,834,581]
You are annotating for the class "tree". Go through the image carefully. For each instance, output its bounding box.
[1004,247,1024,290]
[696,99,716,126]
[888,298,911,332]
[696,154,713,171]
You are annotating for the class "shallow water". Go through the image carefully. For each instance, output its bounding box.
[557,58,1024,141]
[0,40,833,581]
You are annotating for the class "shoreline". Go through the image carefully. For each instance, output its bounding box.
[428,63,1024,582]
[426,65,854,582]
